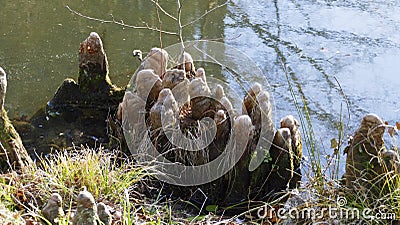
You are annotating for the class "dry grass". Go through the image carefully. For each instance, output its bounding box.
[0,146,248,224]
[1,144,400,224]
[1,115,399,225]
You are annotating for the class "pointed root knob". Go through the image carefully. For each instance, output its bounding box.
[280,115,299,133]
[242,82,263,115]
[189,78,211,98]
[78,32,108,74]
[215,84,225,100]
[97,202,112,225]
[162,69,186,90]
[177,52,195,77]
[142,47,168,77]
[136,69,163,103]
[214,110,227,125]
[42,193,64,225]
[76,190,96,209]
[195,68,206,82]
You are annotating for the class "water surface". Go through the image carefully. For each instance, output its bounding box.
[1,0,399,174]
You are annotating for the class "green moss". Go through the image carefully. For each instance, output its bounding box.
[0,108,32,172]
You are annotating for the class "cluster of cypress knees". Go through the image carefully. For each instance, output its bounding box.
[0,32,398,223]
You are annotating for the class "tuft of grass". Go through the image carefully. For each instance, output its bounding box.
[0,199,25,224]
[34,146,146,203]
[0,146,241,224]
[0,146,151,224]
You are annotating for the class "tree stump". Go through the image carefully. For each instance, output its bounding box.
[345,114,400,197]
[14,32,125,156]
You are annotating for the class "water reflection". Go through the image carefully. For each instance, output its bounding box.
[1,0,399,174]
[0,0,227,117]
[226,0,400,174]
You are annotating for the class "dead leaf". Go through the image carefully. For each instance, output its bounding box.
[25,218,36,225]
[16,189,27,202]
[396,121,400,130]
[330,138,338,149]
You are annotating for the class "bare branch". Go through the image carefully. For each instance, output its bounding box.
[155,0,164,49]
[176,0,186,68]
[66,5,178,36]
[0,142,12,169]
[182,1,228,28]
[150,0,177,21]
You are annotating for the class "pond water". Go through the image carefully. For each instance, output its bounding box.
[1,0,399,174]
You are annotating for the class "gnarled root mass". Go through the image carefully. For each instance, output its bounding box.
[120,48,303,207]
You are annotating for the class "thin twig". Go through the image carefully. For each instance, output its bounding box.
[182,1,228,28]
[155,0,163,49]
[176,0,185,67]
[150,0,177,21]
[66,5,178,36]
[333,76,351,127]
[0,142,12,169]
[190,188,208,223]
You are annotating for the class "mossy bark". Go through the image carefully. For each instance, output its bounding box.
[0,108,32,172]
